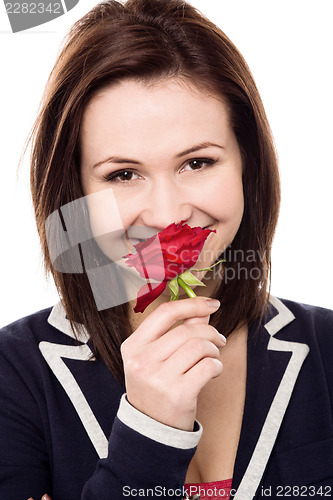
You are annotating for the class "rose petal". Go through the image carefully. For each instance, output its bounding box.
[124,221,216,313]
[134,281,167,313]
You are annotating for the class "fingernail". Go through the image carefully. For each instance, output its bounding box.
[219,333,227,343]
[206,299,220,309]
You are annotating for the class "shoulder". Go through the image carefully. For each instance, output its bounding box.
[0,307,53,339]
[0,306,52,345]
[263,296,333,345]
[0,304,88,404]
[0,306,55,348]
[272,297,333,374]
[0,309,52,381]
[0,305,73,365]
[277,297,333,339]
[0,308,57,408]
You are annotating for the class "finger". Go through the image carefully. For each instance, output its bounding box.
[183,313,210,325]
[183,315,210,325]
[41,495,52,500]
[166,336,222,375]
[184,357,223,397]
[133,297,221,343]
[153,323,226,361]
[183,297,220,325]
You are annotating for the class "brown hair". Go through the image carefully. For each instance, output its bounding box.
[30,0,280,381]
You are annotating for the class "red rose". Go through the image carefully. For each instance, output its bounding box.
[123,221,214,313]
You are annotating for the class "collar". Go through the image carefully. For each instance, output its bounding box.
[48,301,90,343]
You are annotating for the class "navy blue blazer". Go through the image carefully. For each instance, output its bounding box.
[0,296,332,499]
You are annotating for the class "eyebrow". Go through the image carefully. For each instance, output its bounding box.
[175,142,225,158]
[92,142,225,169]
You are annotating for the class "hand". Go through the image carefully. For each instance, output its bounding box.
[121,297,225,431]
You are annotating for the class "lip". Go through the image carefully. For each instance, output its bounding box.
[125,236,150,254]
[129,237,146,247]
[126,226,158,239]
[122,226,158,253]
[124,225,214,253]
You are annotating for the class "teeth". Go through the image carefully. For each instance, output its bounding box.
[130,238,144,247]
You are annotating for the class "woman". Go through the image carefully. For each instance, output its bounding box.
[0,0,332,499]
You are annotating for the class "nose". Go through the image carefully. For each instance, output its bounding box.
[139,178,193,230]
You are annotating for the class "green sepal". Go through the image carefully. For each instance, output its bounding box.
[191,259,226,273]
[168,277,179,301]
[177,276,197,298]
[178,270,206,287]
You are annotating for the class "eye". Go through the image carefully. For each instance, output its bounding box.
[103,169,140,183]
[182,158,217,172]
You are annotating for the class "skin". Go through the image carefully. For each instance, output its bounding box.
[80,78,244,319]
[31,78,245,496]
[80,77,245,429]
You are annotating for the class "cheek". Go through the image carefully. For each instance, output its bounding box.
[203,175,244,225]
[221,180,244,224]
[85,189,123,236]
[84,188,129,260]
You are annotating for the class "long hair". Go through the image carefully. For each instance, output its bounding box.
[30,0,280,381]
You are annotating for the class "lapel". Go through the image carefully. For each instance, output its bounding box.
[232,296,310,499]
[44,302,110,459]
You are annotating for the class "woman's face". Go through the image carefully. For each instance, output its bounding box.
[80,78,244,288]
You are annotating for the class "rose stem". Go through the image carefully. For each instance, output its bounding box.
[177,276,197,298]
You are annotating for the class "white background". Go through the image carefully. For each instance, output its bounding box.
[0,0,332,327]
